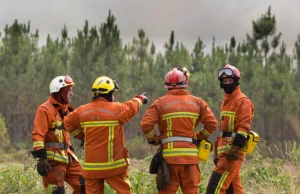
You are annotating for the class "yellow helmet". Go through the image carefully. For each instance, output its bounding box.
[91,76,119,95]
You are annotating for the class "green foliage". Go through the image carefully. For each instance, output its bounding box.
[0,8,300,157]
[1,148,299,194]
[0,165,54,194]
[242,151,291,193]
[284,141,300,166]
[0,114,10,149]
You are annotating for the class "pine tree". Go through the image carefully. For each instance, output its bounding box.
[250,6,281,144]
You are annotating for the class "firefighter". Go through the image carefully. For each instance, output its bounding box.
[205,64,254,194]
[140,68,218,194]
[63,76,147,194]
[31,75,85,194]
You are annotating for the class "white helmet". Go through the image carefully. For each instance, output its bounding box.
[49,75,75,93]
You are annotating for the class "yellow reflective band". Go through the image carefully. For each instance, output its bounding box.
[46,150,69,164]
[192,118,197,130]
[124,176,134,193]
[58,130,63,143]
[83,158,127,170]
[51,121,63,128]
[108,126,114,162]
[163,148,198,157]
[229,116,234,132]
[201,128,211,136]
[162,112,199,120]
[217,145,247,154]
[217,145,231,154]
[70,129,81,137]
[220,111,236,116]
[145,130,155,138]
[33,141,44,148]
[215,170,230,194]
[167,119,173,149]
[237,131,248,138]
[81,120,119,127]
[221,111,236,132]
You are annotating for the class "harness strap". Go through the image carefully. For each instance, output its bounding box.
[44,142,69,150]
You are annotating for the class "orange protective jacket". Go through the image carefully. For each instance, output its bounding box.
[32,96,78,164]
[140,89,217,164]
[64,97,142,179]
[216,86,254,159]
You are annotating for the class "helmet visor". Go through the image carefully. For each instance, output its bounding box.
[64,75,74,84]
[218,68,234,79]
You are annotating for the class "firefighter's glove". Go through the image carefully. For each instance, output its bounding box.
[30,148,47,160]
[36,159,51,176]
[135,93,148,104]
[226,146,239,161]
[148,136,161,146]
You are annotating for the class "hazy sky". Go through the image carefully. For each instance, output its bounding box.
[1,0,300,54]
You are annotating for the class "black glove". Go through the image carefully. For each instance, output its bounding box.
[36,159,51,176]
[30,148,47,160]
[135,93,148,104]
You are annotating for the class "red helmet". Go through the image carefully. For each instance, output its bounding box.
[218,64,242,80]
[164,68,188,88]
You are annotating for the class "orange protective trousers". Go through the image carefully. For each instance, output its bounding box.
[206,157,244,194]
[158,164,200,194]
[85,171,132,194]
[42,156,84,194]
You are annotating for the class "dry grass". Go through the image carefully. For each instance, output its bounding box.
[1,142,300,194]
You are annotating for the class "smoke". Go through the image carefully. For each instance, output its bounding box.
[0,0,299,54]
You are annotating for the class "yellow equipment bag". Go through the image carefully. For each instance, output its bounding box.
[241,131,260,155]
[197,139,212,162]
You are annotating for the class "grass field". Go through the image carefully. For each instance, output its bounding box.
[0,142,299,194]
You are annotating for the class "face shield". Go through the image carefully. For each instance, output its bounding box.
[64,75,74,84]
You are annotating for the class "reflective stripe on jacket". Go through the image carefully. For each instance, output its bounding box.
[64,97,141,179]
[217,86,254,157]
[140,89,217,164]
[32,96,78,164]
